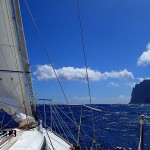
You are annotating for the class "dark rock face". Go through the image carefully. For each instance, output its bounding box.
[130,79,150,104]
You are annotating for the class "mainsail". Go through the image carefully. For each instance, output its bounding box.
[0,0,35,122]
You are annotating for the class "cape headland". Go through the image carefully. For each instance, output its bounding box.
[130,79,150,104]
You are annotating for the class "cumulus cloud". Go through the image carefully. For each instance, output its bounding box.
[102,69,133,79]
[34,64,134,81]
[137,42,150,66]
[137,77,150,83]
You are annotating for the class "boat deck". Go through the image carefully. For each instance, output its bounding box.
[0,128,71,150]
[43,128,71,150]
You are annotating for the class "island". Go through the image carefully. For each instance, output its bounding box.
[130,79,150,104]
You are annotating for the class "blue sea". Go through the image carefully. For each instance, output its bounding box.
[1,104,150,150]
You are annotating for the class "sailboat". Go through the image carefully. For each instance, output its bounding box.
[0,0,72,149]
[0,0,146,149]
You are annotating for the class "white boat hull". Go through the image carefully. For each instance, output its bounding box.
[0,128,71,150]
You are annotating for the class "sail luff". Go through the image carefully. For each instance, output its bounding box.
[12,0,36,110]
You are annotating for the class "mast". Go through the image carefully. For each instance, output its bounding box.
[0,0,35,122]
[12,0,36,110]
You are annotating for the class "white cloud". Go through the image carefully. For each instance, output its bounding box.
[137,77,150,83]
[137,42,150,66]
[102,69,133,79]
[127,82,136,88]
[34,64,134,81]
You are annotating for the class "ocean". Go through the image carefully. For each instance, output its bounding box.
[1,104,150,150]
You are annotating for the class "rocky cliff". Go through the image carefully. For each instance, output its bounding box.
[130,79,150,104]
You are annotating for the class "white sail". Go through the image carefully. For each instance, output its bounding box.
[0,0,35,122]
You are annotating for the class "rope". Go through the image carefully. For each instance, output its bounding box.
[76,0,97,148]
[23,0,77,126]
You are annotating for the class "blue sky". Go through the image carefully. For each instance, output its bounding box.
[20,0,150,104]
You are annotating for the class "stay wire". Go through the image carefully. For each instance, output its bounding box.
[23,0,77,126]
[51,104,76,143]
[51,104,69,142]
[76,0,97,148]
[54,104,90,150]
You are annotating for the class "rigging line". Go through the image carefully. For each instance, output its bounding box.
[53,118,63,137]
[51,103,77,144]
[4,0,28,117]
[52,106,73,143]
[54,104,90,149]
[76,0,97,148]
[55,104,79,127]
[23,0,77,125]
[77,105,83,147]
[43,123,71,150]
[51,105,69,142]
[76,0,92,103]
[52,121,57,133]
[44,127,55,150]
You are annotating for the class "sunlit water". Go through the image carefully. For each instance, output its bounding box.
[1,104,150,150]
